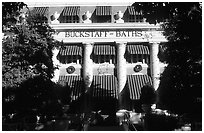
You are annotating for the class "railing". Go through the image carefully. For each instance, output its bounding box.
[116,110,145,131]
[3,111,200,131]
[116,109,196,131]
[122,112,138,131]
[2,112,103,131]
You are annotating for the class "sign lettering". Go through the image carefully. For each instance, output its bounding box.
[65,30,144,38]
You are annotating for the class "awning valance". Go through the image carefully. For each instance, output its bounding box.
[127,6,139,15]
[127,75,152,100]
[96,6,112,16]
[59,45,82,56]
[126,44,149,55]
[93,45,115,55]
[58,75,83,101]
[91,75,118,99]
[32,7,49,16]
[61,6,80,16]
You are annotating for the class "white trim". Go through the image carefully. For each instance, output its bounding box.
[25,2,133,7]
[50,23,162,30]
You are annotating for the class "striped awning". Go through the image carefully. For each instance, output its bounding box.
[127,75,152,100]
[126,45,150,55]
[61,6,80,16]
[127,6,139,15]
[93,45,115,55]
[91,75,118,99]
[59,45,82,56]
[96,6,112,16]
[58,75,83,101]
[32,7,49,16]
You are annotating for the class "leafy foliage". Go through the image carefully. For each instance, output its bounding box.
[2,2,63,118]
[2,2,26,25]
[2,3,56,89]
[132,2,202,115]
[140,84,157,104]
[132,2,201,24]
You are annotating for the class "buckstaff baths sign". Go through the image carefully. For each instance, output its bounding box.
[64,30,153,39]
[52,25,167,42]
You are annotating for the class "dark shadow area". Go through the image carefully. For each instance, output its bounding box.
[156,64,202,130]
[2,75,68,130]
[143,113,179,131]
[120,82,153,113]
[86,83,119,127]
[66,79,86,114]
[157,65,202,117]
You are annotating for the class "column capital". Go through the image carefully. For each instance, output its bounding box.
[115,41,127,45]
[149,41,161,45]
[82,42,94,46]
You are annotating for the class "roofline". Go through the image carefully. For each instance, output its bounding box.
[25,2,133,7]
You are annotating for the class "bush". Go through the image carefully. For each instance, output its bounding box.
[140,84,156,104]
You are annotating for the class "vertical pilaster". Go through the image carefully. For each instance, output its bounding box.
[82,42,94,113]
[83,42,94,90]
[150,42,160,90]
[116,42,127,109]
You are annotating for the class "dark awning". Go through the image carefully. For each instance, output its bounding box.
[91,75,118,99]
[126,44,149,55]
[58,75,83,101]
[61,6,80,16]
[59,45,82,56]
[127,6,138,15]
[93,45,115,55]
[127,6,140,15]
[32,7,49,16]
[96,6,112,16]
[127,75,152,100]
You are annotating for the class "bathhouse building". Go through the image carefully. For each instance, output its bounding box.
[27,2,167,113]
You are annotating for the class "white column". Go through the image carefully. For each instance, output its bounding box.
[116,42,127,109]
[150,42,160,90]
[51,47,60,83]
[83,42,94,91]
[82,42,94,113]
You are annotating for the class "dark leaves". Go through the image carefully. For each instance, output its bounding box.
[140,84,157,104]
[133,2,202,114]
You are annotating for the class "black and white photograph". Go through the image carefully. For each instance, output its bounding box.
[2,0,202,131]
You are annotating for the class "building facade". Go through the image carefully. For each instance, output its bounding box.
[27,2,167,113]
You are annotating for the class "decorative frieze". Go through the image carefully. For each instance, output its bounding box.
[82,11,92,23]
[115,11,124,23]
[50,11,60,24]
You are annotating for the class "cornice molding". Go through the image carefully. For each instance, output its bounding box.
[50,23,163,31]
[26,2,133,7]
